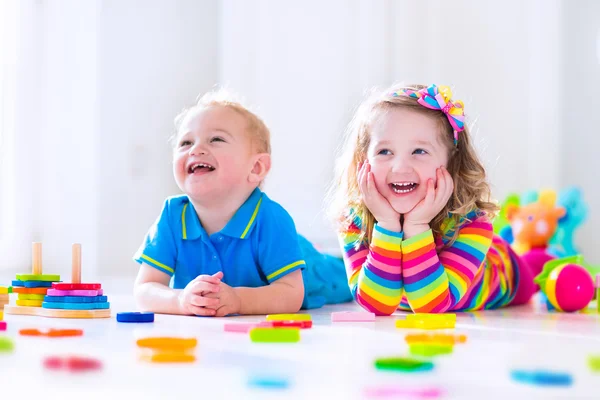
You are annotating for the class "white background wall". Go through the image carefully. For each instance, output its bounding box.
[0,0,598,279]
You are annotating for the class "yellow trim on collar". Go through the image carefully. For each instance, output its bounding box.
[181,203,188,239]
[240,197,263,239]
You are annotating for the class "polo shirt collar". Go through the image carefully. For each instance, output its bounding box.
[221,188,263,239]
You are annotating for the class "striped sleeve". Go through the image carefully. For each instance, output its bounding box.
[338,217,403,315]
[401,216,493,313]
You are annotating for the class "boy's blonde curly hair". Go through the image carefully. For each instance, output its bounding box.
[329,84,498,245]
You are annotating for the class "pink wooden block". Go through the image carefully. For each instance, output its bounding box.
[364,385,442,398]
[47,289,103,297]
[0,321,6,331]
[331,311,376,322]
[224,323,258,333]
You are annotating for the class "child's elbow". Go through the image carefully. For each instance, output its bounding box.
[289,284,305,312]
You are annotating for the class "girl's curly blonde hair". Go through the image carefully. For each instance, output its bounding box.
[328,84,498,245]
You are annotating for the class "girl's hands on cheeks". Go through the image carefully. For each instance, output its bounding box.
[357,160,401,232]
[177,271,223,316]
[403,166,454,238]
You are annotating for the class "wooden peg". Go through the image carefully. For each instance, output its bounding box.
[71,243,81,284]
[32,242,42,275]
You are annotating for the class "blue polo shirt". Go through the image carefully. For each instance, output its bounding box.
[133,188,306,289]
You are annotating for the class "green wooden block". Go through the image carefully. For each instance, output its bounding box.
[409,344,454,357]
[0,337,14,352]
[589,355,600,372]
[15,274,60,282]
[249,327,300,343]
[374,357,434,372]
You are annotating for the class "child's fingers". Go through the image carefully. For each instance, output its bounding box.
[192,274,221,285]
[190,294,220,308]
[190,281,220,294]
[424,179,435,206]
[211,271,224,280]
[435,168,446,202]
[187,304,216,316]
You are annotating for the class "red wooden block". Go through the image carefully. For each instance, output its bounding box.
[52,283,101,290]
[258,320,312,329]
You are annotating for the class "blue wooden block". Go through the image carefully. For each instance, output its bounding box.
[12,280,55,288]
[116,312,154,323]
[44,295,107,303]
[42,302,110,310]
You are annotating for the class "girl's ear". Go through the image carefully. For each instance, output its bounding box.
[248,153,271,184]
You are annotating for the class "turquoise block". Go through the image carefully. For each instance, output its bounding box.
[42,302,110,310]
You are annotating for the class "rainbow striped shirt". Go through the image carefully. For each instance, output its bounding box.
[338,212,519,315]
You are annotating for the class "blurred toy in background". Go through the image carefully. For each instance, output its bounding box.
[548,187,588,257]
[534,255,595,312]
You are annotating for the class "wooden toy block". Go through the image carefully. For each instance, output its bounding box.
[0,321,6,331]
[136,337,197,351]
[0,337,14,352]
[12,287,48,295]
[42,302,110,310]
[0,294,9,303]
[0,287,9,294]
[4,305,110,319]
[52,283,101,290]
[44,355,102,371]
[47,288,103,296]
[374,357,434,372]
[266,313,311,322]
[142,353,196,363]
[224,323,258,333]
[19,328,83,337]
[405,333,467,345]
[44,295,107,303]
[17,293,46,301]
[406,313,457,322]
[249,327,301,343]
[16,274,61,282]
[258,320,312,329]
[396,319,455,330]
[116,312,154,323]
[16,299,43,307]
[331,311,376,322]
[409,343,454,357]
[12,280,54,288]
[0,311,4,320]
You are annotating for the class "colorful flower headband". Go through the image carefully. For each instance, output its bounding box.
[391,84,465,146]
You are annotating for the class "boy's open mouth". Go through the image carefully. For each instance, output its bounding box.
[188,162,215,174]
[390,182,418,194]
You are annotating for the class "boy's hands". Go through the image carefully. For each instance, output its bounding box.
[357,160,401,232]
[203,281,241,317]
[177,271,223,316]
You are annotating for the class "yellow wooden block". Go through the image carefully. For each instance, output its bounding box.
[0,311,3,321]
[17,293,46,301]
[266,313,311,322]
[395,319,417,328]
[0,287,8,295]
[407,313,456,322]
[16,299,43,307]
[396,319,455,330]
[136,337,197,351]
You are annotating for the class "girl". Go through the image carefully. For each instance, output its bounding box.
[329,84,536,315]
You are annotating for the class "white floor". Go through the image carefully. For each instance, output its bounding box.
[1,286,599,400]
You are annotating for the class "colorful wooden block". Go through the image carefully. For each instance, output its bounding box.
[16,274,60,282]
[406,313,457,322]
[409,343,454,357]
[0,321,6,331]
[16,299,43,307]
[405,333,467,345]
[331,311,376,322]
[42,302,110,310]
[0,337,14,352]
[116,312,154,323]
[374,357,434,372]
[4,305,110,319]
[12,287,48,295]
[19,328,83,337]
[136,337,197,351]
[224,323,258,333]
[44,295,107,303]
[395,319,455,330]
[12,280,53,288]
[249,327,301,343]
[44,355,102,371]
[510,369,573,386]
[258,320,312,329]
[142,353,196,363]
[0,311,3,320]
[0,287,10,294]
[266,314,311,322]
[52,283,101,290]
[47,289,103,296]
[17,293,46,301]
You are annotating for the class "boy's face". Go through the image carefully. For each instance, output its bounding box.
[173,106,256,202]
[367,108,450,214]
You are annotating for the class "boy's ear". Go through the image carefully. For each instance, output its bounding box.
[248,153,271,184]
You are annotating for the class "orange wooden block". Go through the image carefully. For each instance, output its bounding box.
[20,328,83,337]
[136,337,197,351]
[4,305,110,319]
[12,287,49,295]
[142,352,196,363]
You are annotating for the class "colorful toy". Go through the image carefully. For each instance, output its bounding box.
[597,274,600,313]
[44,355,102,372]
[224,323,258,333]
[396,314,456,330]
[409,343,454,357]
[258,320,312,329]
[0,337,14,352]
[136,337,197,351]
[549,187,588,257]
[510,369,573,386]
[331,311,375,322]
[249,327,301,343]
[0,321,6,331]
[363,385,443,398]
[405,333,467,345]
[5,243,111,319]
[534,255,595,312]
[247,375,290,389]
[11,280,53,288]
[117,312,155,323]
[374,357,434,372]
[589,355,600,372]
[266,313,311,322]
[19,328,83,337]
[143,353,196,363]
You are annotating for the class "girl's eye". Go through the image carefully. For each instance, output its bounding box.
[210,136,225,143]
[377,149,392,155]
[413,148,428,155]
[179,140,192,147]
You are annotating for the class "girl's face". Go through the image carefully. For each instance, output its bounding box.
[172,106,256,203]
[367,108,450,214]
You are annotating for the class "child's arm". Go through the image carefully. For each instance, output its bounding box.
[401,215,493,312]
[134,263,221,316]
[339,216,403,316]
